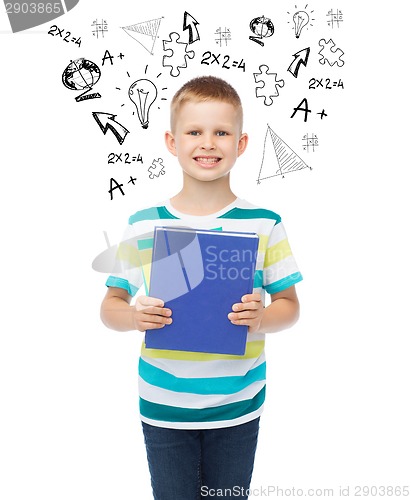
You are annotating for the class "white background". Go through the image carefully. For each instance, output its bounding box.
[1,0,410,498]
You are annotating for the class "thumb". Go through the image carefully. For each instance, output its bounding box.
[135,295,164,310]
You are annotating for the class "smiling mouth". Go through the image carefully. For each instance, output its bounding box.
[194,156,222,167]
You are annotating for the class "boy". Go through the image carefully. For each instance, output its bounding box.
[100,76,302,499]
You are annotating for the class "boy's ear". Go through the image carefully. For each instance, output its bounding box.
[165,131,177,156]
[237,133,249,157]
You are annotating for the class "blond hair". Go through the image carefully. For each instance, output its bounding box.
[170,76,243,131]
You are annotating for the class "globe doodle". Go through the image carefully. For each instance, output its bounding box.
[62,58,101,101]
[249,16,274,46]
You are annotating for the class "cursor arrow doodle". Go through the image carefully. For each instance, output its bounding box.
[92,112,130,145]
[183,11,200,44]
[287,47,310,78]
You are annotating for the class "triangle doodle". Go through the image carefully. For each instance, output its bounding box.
[257,125,312,183]
[121,17,163,55]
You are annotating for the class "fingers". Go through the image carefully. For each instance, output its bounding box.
[136,295,165,309]
[134,295,172,330]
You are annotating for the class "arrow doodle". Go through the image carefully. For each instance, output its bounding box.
[183,11,200,44]
[287,47,310,78]
[92,112,130,145]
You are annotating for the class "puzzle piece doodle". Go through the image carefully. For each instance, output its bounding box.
[253,65,285,106]
[162,32,195,77]
[148,158,166,179]
[318,38,345,67]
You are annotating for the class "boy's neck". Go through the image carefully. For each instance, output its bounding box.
[170,176,237,216]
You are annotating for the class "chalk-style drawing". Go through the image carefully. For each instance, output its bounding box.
[92,112,130,145]
[183,12,200,44]
[148,158,166,179]
[129,79,158,129]
[91,19,108,39]
[302,133,319,152]
[163,32,195,77]
[62,58,101,102]
[253,65,284,106]
[287,5,315,38]
[215,27,231,47]
[257,125,312,183]
[249,15,274,46]
[318,38,345,67]
[327,9,343,28]
[121,17,163,55]
[288,47,310,78]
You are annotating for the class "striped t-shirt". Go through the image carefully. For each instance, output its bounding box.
[106,198,302,429]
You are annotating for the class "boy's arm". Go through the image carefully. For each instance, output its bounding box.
[228,286,300,334]
[100,287,172,332]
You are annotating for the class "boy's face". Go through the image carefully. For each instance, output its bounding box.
[165,100,248,183]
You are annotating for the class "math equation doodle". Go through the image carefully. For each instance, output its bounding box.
[201,51,245,72]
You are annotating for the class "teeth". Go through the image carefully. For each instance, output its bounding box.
[196,157,219,163]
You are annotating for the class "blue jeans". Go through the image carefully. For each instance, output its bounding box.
[142,417,260,500]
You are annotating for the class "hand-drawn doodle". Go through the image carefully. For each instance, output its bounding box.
[287,5,315,38]
[183,12,200,44]
[107,153,143,164]
[92,19,108,39]
[309,78,344,89]
[148,158,166,179]
[257,125,312,183]
[291,98,311,122]
[327,9,343,28]
[288,47,310,78]
[302,133,319,152]
[48,25,81,47]
[108,178,125,200]
[249,15,274,46]
[253,65,284,106]
[121,17,163,55]
[62,58,101,102]
[102,50,125,66]
[92,112,130,145]
[118,66,167,118]
[162,32,195,77]
[129,79,158,129]
[201,51,245,72]
[318,38,345,67]
[215,27,231,47]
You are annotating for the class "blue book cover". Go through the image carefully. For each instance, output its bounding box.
[145,226,259,355]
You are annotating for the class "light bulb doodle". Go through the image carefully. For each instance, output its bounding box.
[287,5,315,39]
[293,11,309,38]
[249,15,274,46]
[129,79,158,129]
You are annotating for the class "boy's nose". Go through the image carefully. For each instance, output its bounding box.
[201,134,216,150]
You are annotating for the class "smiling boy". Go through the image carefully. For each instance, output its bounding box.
[100,76,302,499]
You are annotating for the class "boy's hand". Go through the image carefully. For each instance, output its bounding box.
[228,293,264,334]
[134,295,172,332]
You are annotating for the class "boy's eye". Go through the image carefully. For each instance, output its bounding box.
[188,131,200,136]
[216,131,228,136]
